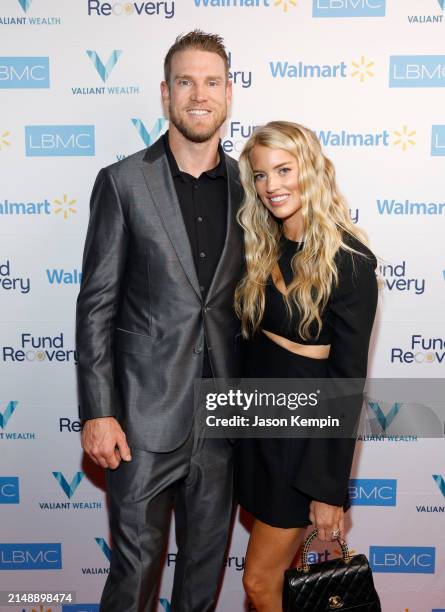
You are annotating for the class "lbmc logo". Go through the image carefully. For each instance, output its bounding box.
[0,543,62,569]
[0,57,50,89]
[431,125,445,156]
[370,546,435,574]
[25,126,95,157]
[389,55,445,87]
[0,477,20,503]
[349,479,397,506]
[312,0,386,18]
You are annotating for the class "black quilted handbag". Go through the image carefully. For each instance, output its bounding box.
[283,529,382,611]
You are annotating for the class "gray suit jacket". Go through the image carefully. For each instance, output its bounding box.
[76,137,244,452]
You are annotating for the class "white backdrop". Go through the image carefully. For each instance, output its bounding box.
[1,0,444,611]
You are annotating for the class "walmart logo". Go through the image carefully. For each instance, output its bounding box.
[86,50,122,83]
[17,0,32,12]
[95,537,112,562]
[52,472,84,499]
[269,55,375,81]
[433,474,445,497]
[132,117,167,146]
[0,130,11,150]
[53,194,77,219]
[0,401,17,429]
[367,402,401,432]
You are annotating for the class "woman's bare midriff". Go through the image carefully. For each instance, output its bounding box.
[262,329,330,359]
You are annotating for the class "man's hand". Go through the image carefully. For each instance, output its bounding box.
[309,500,345,542]
[81,417,132,470]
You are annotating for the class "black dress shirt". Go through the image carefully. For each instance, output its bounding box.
[163,132,228,377]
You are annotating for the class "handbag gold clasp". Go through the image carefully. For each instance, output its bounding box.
[328,595,344,609]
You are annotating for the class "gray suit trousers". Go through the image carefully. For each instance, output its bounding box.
[100,429,234,612]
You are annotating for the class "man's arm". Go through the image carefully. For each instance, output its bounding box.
[76,168,131,468]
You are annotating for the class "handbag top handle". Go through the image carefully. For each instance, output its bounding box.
[299,529,351,573]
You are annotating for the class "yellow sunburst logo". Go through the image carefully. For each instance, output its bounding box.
[53,194,77,220]
[393,126,416,151]
[0,130,11,150]
[351,56,375,82]
[274,0,297,12]
[32,606,52,612]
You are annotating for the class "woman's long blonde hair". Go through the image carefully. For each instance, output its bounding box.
[235,120,369,340]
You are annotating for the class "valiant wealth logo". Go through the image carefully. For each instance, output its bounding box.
[2,332,77,364]
[349,478,397,506]
[407,0,444,24]
[391,334,445,365]
[87,1,175,19]
[431,125,445,156]
[117,117,167,159]
[0,260,31,294]
[390,56,445,88]
[71,50,140,96]
[0,477,20,503]
[38,471,102,511]
[360,401,417,442]
[81,538,111,576]
[416,475,445,514]
[312,0,386,18]
[370,546,435,574]
[0,0,61,25]
[0,543,62,570]
[378,261,425,295]
[0,401,37,441]
[0,57,49,88]
[25,126,95,157]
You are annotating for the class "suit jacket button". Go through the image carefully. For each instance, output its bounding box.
[194,346,202,354]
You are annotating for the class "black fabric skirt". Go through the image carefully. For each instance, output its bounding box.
[235,331,331,529]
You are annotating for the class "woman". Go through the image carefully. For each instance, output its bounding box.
[234,121,378,611]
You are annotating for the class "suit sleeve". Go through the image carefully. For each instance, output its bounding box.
[293,248,378,506]
[76,168,128,420]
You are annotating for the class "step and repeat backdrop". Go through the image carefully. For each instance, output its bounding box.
[1,0,444,610]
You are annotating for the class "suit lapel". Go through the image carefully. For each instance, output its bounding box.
[141,140,201,298]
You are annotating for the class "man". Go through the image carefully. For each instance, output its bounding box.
[76,31,244,612]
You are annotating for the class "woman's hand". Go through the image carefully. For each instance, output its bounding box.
[309,500,345,542]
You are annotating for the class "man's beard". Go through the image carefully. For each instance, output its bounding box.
[169,105,227,144]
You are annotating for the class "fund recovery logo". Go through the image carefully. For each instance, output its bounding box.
[227,51,253,89]
[0,193,78,218]
[81,538,111,576]
[38,471,102,511]
[370,546,435,573]
[1,332,77,364]
[0,477,20,503]
[415,475,445,514]
[71,50,140,96]
[86,0,175,19]
[377,260,425,295]
[0,260,31,294]
[0,401,37,441]
[25,126,95,157]
[312,0,386,18]
[0,0,62,25]
[407,0,444,24]
[349,478,397,506]
[192,0,298,13]
[0,57,49,88]
[391,334,445,365]
[0,543,62,570]
[117,117,166,159]
[389,55,445,88]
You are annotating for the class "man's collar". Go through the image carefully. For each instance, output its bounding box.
[163,131,226,180]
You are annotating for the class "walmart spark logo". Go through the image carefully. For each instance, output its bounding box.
[433,474,445,497]
[393,126,416,151]
[53,194,77,219]
[0,130,11,150]
[132,117,167,146]
[274,0,297,11]
[367,402,401,432]
[86,50,122,83]
[0,401,17,429]
[351,56,375,82]
[17,0,32,12]
[95,537,112,562]
[52,472,84,499]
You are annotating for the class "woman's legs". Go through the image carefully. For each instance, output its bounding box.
[242,518,304,612]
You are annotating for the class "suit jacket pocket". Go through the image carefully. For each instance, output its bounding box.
[114,328,157,356]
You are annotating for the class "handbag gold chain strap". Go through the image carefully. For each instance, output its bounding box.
[299,529,350,573]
